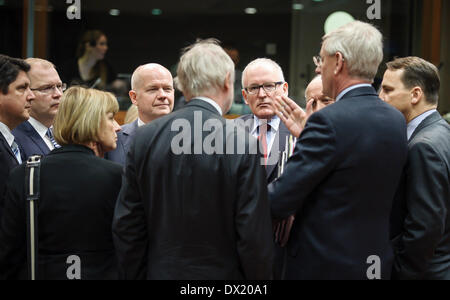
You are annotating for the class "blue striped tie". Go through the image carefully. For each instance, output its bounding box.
[11,140,22,164]
[46,128,60,149]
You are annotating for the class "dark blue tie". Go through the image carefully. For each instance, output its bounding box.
[46,128,60,149]
[11,140,22,164]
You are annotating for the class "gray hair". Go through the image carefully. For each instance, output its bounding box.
[177,39,235,98]
[322,21,383,82]
[242,58,285,88]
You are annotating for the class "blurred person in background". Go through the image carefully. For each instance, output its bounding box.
[60,30,126,95]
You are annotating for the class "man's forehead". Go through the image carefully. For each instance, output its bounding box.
[245,63,281,83]
[28,66,60,84]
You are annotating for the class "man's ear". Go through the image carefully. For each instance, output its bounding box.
[242,89,249,105]
[224,72,232,91]
[282,82,289,96]
[411,87,423,105]
[335,52,344,75]
[129,90,138,106]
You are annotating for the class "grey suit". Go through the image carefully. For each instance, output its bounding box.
[105,120,138,166]
[391,111,450,280]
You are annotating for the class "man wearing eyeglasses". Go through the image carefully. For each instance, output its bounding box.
[13,58,65,159]
[0,54,35,218]
[238,58,292,183]
[268,21,408,280]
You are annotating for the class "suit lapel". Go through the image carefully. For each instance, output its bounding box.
[266,122,291,179]
[25,122,51,154]
[409,111,442,142]
[121,120,139,152]
[0,133,18,163]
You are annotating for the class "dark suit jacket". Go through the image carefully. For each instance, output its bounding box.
[0,133,22,219]
[268,86,408,280]
[105,120,138,166]
[12,121,51,159]
[391,111,450,280]
[0,144,123,280]
[113,99,274,280]
[236,115,292,183]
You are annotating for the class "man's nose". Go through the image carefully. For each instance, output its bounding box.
[257,86,268,98]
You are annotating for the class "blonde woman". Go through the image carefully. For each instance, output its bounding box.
[0,86,122,279]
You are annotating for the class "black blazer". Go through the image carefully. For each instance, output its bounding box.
[12,121,51,159]
[113,99,274,280]
[268,86,408,280]
[391,111,450,280]
[105,120,138,166]
[0,133,21,218]
[236,115,292,183]
[0,144,123,280]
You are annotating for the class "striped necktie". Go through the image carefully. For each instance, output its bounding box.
[11,140,22,164]
[46,128,60,149]
[258,123,271,166]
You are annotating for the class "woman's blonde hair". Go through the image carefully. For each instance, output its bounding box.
[53,86,118,146]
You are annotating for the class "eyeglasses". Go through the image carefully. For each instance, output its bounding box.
[31,83,67,94]
[245,81,284,95]
[313,56,322,68]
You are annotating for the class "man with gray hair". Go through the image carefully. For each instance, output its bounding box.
[269,21,408,279]
[113,39,273,279]
[13,58,64,159]
[106,63,175,165]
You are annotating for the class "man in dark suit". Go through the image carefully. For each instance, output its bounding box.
[106,63,174,166]
[380,56,450,280]
[268,21,408,280]
[0,55,35,218]
[238,58,292,183]
[113,39,274,280]
[13,58,64,159]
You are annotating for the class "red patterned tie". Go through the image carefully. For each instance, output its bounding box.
[258,123,270,166]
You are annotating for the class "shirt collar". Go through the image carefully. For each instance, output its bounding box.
[335,84,372,102]
[0,121,15,147]
[28,117,50,139]
[407,109,437,140]
[251,115,280,135]
[195,97,223,116]
[137,118,146,127]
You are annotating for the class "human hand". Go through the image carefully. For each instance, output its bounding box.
[274,95,307,138]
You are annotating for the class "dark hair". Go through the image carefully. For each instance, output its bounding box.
[76,30,108,89]
[386,56,440,105]
[0,54,31,95]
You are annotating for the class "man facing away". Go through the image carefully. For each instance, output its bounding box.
[106,63,174,166]
[112,39,274,280]
[380,56,450,280]
[13,58,64,159]
[268,21,408,280]
[0,55,35,217]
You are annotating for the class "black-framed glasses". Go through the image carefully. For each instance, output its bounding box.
[245,81,284,95]
[31,83,67,94]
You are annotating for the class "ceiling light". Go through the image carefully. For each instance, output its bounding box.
[109,9,120,16]
[152,9,162,16]
[293,4,304,10]
[324,11,355,34]
[245,8,257,15]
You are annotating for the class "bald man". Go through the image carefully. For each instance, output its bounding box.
[106,63,175,165]
[13,58,64,158]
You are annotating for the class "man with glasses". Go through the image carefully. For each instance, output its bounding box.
[0,54,35,217]
[238,58,292,183]
[13,58,65,159]
[268,21,408,279]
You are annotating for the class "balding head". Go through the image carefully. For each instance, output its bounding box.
[305,75,323,101]
[24,58,62,128]
[131,63,172,90]
[129,63,175,124]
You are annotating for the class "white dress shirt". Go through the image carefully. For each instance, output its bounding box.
[407,109,437,140]
[250,115,281,154]
[28,117,54,150]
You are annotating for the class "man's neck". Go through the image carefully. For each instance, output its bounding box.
[30,114,52,128]
[406,105,438,124]
[334,78,371,99]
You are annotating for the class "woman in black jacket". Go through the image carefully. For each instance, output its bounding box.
[0,86,122,280]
